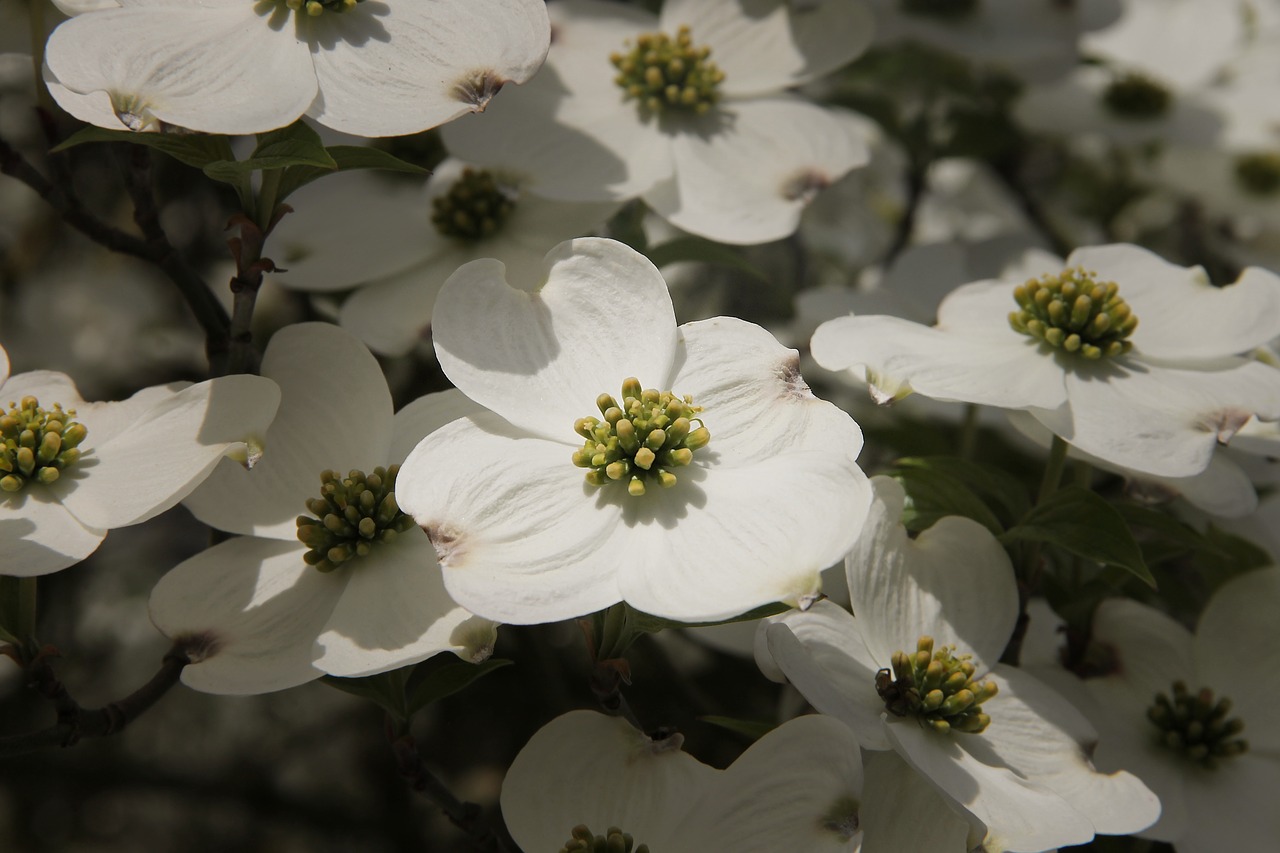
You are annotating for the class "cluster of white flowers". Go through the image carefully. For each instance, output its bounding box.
[4,0,1280,851]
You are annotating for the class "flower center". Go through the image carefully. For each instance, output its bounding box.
[610,26,725,118]
[561,825,649,853]
[430,168,517,242]
[295,466,415,572]
[899,0,979,18]
[1233,152,1280,197]
[281,0,362,17]
[572,378,709,498]
[1008,267,1138,359]
[1100,72,1172,120]
[875,636,998,735]
[1148,681,1247,769]
[0,397,88,493]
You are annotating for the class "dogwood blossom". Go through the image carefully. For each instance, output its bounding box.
[269,160,619,356]
[148,324,493,695]
[761,476,1161,852]
[397,237,873,625]
[439,0,873,244]
[810,243,1280,478]
[501,710,863,852]
[0,343,279,577]
[1050,569,1280,852]
[43,0,551,136]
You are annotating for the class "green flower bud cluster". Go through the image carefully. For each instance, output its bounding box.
[430,168,516,242]
[1148,681,1248,769]
[610,26,725,117]
[1009,267,1138,359]
[899,0,979,18]
[1101,72,1171,119]
[573,378,709,497]
[1234,152,1280,197]
[876,636,998,735]
[560,825,649,853]
[296,465,415,573]
[0,396,88,493]
[284,0,362,17]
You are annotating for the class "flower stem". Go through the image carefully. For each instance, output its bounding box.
[958,403,979,460]
[1037,434,1069,505]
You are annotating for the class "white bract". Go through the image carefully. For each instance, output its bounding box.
[43,0,551,136]
[268,159,619,356]
[1053,569,1280,853]
[396,237,873,625]
[0,342,280,577]
[149,323,494,695]
[810,243,1280,478]
[501,710,863,853]
[761,476,1161,852]
[440,0,873,244]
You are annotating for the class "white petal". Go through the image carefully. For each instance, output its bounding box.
[314,529,488,677]
[500,710,717,851]
[182,323,392,539]
[307,0,550,136]
[431,237,677,442]
[337,253,460,357]
[45,7,315,134]
[388,389,483,466]
[1038,358,1280,478]
[397,415,623,624]
[981,666,1161,836]
[0,490,105,577]
[810,314,1068,409]
[661,0,873,94]
[648,98,868,245]
[860,750,975,853]
[764,603,891,750]
[58,374,280,529]
[670,316,864,459]
[1194,567,1280,754]
[845,477,1018,671]
[616,452,873,621]
[1179,754,1280,853]
[0,344,8,384]
[686,714,864,851]
[934,278,1032,341]
[1081,0,1244,89]
[1068,245,1280,360]
[886,720,1095,852]
[149,537,343,695]
[1091,597,1194,703]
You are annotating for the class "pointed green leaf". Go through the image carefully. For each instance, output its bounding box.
[891,464,1005,536]
[646,237,771,284]
[894,456,1030,525]
[627,601,793,635]
[405,658,512,716]
[273,146,431,203]
[321,667,411,721]
[202,120,336,184]
[1002,485,1155,587]
[52,126,236,171]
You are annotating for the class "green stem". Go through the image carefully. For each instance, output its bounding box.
[256,168,283,231]
[957,403,979,461]
[1037,434,1070,504]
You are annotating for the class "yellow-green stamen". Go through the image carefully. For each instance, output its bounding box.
[430,168,516,242]
[1234,152,1280,197]
[283,0,362,16]
[1101,72,1171,119]
[296,466,414,573]
[900,0,979,17]
[1009,267,1138,359]
[610,26,725,117]
[561,825,649,853]
[0,396,88,493]
[1148,681,1247,769]
[875,636,998,735]
[573,378,709,498]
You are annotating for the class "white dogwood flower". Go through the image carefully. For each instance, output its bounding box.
[43,0,551,136]
[501,710,863,852]
[149,324,494,695]
[396,237,873,625]
[810,243,1280,478]
[439,0,873,244]
[762,476,1161,852]
[0,342,280,577]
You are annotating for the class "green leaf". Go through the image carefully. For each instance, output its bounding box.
[321,668,411,721]
[605,201,648,253]
[405,658,512,716]
[891,464,1005,536]
[274,145,431,202]
[52,126,236,171]
[646,237,771,284]
[894,456,1030,525]
[202,120,337,183]
[698,715,777,742]
[627,601,793,635]
[1002,485,1155,587]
